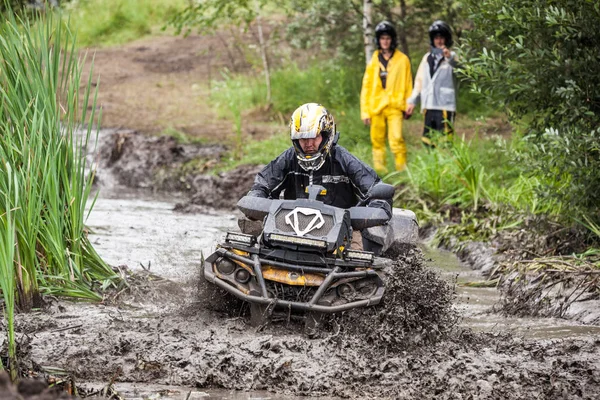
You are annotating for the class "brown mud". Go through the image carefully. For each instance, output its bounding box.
[81,33,282,141]
[427,219,600,326]
[13,240,600,399]
[94,128,260,210]
[9,185,600,399]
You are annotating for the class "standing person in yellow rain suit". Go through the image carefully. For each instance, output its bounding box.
[360,21,413,173]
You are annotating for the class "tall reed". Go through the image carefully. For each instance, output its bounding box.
[0,163,17,381]
[0,10,118,377]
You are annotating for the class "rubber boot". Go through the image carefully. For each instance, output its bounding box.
[373,149,388,175]
[394,152,407,172]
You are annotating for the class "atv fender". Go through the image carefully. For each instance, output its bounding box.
[362,208,418,255]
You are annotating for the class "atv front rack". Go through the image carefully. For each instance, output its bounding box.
[204,246,385,313]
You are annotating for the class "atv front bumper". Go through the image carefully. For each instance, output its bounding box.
[203,247,385,313]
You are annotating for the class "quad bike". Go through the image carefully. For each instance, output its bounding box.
[202,183,418,334]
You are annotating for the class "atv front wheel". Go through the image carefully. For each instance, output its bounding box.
[304,311,325,337]
[249,303,270,327]
[198,266,242,313]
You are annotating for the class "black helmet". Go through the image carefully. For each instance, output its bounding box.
[375,21,397,51]
[428,20,453,48]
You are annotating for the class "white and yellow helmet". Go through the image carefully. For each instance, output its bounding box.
[289,103,336,171]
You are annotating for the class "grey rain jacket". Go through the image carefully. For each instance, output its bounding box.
[408,50,458,112]
[248,144,391,216]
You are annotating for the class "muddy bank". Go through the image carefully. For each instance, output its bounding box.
[425,221,600,326]
[94,129,261,210]
[0,371,75,400]
[173,163,264,211]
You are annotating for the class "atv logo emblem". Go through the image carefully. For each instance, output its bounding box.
[285,207,325,237]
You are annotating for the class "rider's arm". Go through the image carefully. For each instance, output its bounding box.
[340,147,393,218]
[248,148,294,199]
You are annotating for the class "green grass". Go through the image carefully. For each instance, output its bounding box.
[64,0,187,47]
[0,10,119,378]
[208,61,372,166]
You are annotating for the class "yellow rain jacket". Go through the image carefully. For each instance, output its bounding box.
[360,49,413,119]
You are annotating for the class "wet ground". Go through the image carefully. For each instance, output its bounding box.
[12,186,600,399]
[423,247,600,340]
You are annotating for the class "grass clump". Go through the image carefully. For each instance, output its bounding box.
[64,0,187,47]
[0,10,119,378]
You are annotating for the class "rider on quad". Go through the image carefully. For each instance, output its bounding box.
[246,103,392,248]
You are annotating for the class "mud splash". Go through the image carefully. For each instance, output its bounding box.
[328,245,459,351]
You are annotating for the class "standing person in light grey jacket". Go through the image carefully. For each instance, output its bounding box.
[406,21,458,147]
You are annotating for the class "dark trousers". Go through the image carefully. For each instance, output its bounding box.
[422,109,455,147]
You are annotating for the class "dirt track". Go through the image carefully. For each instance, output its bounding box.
[81,33,280,142]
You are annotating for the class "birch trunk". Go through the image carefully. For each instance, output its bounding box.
[363,0,374,64]
[256,15,272,104]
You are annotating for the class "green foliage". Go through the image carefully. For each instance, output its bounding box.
[210,71,265,160]
[461,0,600,225]
[0,9,119,375]
[209,60,370,162]
[286,0,367,61]
[0,164,17,380]
[392,135,556,224]
[287,0,464,61]
[170,0,272,34]
[65,0,186,47]
[433,212,523,248]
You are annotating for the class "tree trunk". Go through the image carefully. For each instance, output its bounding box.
[398,0,410,57]
[256,15,272,105]
[363,0,374,64]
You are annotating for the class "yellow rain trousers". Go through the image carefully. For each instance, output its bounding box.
[360,49,413,172]
[370,108,406,172]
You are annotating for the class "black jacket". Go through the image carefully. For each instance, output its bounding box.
[248,145,391,215]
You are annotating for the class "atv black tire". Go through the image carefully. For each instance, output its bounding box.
[304,311,325,338]
[198,266,242,314]
[249,303,269,327]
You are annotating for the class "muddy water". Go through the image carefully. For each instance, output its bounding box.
[86,189,238,282]
[422,246,600,339]
[87,188,600,341]
[15,186,599,399]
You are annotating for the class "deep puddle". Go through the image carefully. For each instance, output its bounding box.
[422,246,600,339]
[84,381,333,400]
[86,189,238,282]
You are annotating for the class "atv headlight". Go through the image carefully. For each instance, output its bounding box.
[225,232,256,246]
[216,257,236,274]
[269,233,327,249]
[344,249,374,263]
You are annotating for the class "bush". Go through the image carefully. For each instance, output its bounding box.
[460,0,600,225]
